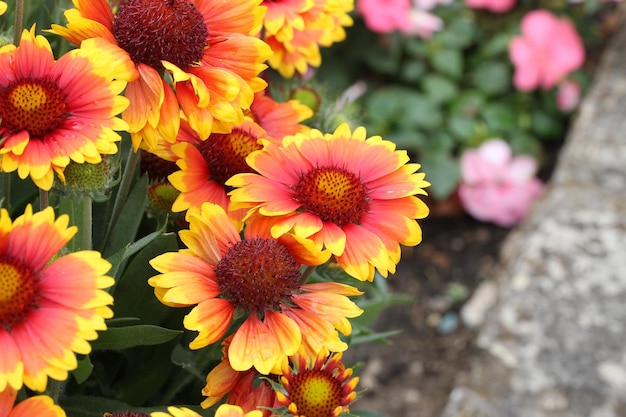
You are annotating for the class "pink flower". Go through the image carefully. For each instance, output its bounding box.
[509,10,585,91]
[556,79,581,112]
[457,139,544,227]
[464,0,516,13]
[357,0,413,34]
[357,0,445,37]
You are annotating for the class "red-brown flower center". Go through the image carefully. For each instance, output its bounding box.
[293,167,369,227]
[0,78,68,137]
[113,0,208,70]
[198,127,263,186]
[289,369,343,417]
[215,238,300,314]
[0,257,40,331]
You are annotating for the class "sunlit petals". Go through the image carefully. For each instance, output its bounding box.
[0,388,66,417]
[228,312,300,374]
[185,299,235,349]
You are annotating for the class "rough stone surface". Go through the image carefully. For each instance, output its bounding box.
[442,16,626,417]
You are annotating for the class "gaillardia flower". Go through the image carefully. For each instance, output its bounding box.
[275,352,359,417]
[227,123,430,281]
[260,0,354,78]
[149,202,362,375]
[0,205,114,392]
[50,0,273,150]
[201,335,276,415]
[153,404,262,417]
[247,90,313,141]
[168,119,269,221]
[0,27,129,190]
[0,388,66,417]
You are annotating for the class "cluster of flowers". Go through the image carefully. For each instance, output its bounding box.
[0,1,430,417]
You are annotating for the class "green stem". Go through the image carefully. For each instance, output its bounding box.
[39,189,49,211]
[13,0,24,44]
[82,196,93,250]
[299,265,316,284]
[46,379,66,403]
[103,148,139,249]
[0,173,10,211]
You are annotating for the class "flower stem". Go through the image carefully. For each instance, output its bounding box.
[300,265,316,284]
[0,173,10,210]
[103,147,139,248]
[82,195,93,250]
[13,0,24,44]
[39,189,49,211]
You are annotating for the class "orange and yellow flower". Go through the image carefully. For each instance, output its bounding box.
[153,404,262,417]
[275,352,359,417]
[168,119,269,222]
[0,205,114,392]
[227,123,430,281]
[0,388,66,417]
[0,27,129,190]
[50,0,273,151]
[148,202,362,375]
[247,90,313,140]
[259,0,354,77]
[201,336,277,415]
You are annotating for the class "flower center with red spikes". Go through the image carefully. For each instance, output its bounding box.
[113,0,208,70]
[288,370,344,417]
[0,257,40,331]
[293,166,369,227]
[198,127,263,186]
[0,78,68,137]
[215,238,300,314]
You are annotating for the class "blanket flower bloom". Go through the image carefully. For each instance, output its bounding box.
[261,0,354,77]
[0,388,65,417]
[227,123,430,281]
[457,139,544,227]
[153,404,262,417]
[148,202,362,375]
[275,352,359,417]
[509,10,585,91]
[247,91,313,141]
[464,0,516,13]
[0,205,114,392]
[50,0,272,151]
[201,336,276,415]
[168,119,269,221]
[0,27,129,190]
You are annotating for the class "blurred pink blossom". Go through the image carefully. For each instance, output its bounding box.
[556,79,581,112]
[457,139,544,227]
[509,10,585,91]
[464,0,516,13]
[357,0,447,37]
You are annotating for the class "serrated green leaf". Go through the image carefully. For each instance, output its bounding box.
[92,325,182,350]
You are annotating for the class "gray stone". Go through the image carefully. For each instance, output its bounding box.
[441,15,626,417]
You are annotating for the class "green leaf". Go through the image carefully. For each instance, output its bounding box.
[472,61,511,96]
[421,73,458,104]
[419,151,461,200]
[103,174,149,258]
[430,49,463,80]
[111,233,180,325]
[481,103,518,133]
[400,59,427,83]
[73,356,94,385]
[91,325,182,350]
[449,90,485,119]
[531,109,565,139]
